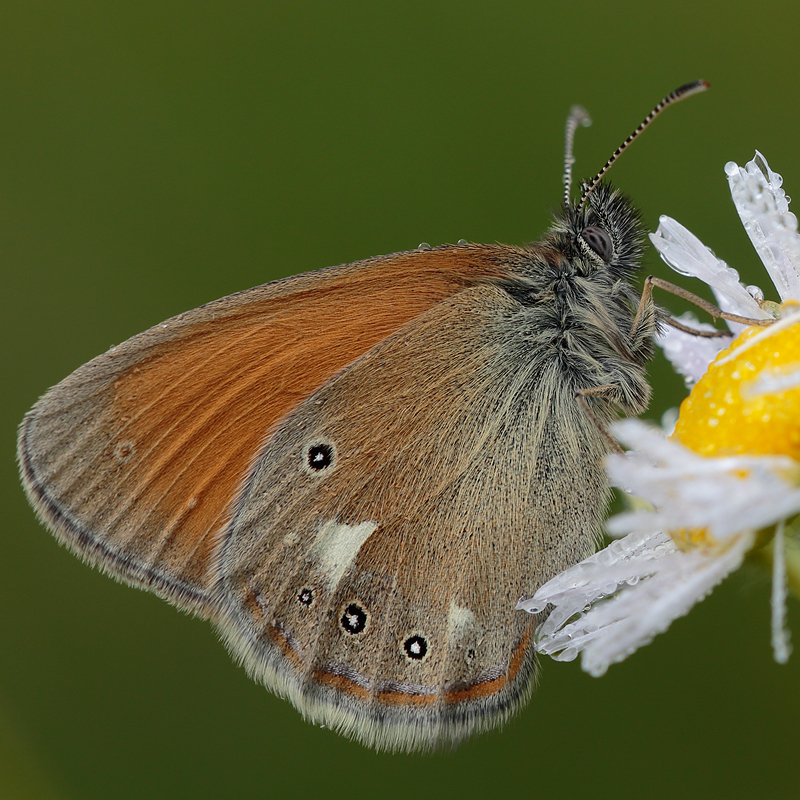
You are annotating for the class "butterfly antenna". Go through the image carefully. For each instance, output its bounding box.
[563,105,592,208]
[578,80,710,210]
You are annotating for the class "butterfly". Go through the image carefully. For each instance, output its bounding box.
[18,81,707,751]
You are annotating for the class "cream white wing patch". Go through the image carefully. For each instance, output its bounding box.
[310,519,378,588]
[447,601,477,643]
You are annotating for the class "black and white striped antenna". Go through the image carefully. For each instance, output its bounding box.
[563,105,592,209]
[568,80,710,210]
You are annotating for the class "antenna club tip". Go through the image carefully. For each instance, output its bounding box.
[676,80,710,98]
[569,105,592,127]
[577,80,709,210]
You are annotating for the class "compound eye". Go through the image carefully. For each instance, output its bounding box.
[581,225,613,261]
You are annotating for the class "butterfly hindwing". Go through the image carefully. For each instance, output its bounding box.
[214,279,609,750]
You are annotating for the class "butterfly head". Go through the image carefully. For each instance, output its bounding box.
[549,180,646,281]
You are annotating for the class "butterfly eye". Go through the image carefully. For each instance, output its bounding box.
[580,225,613,261]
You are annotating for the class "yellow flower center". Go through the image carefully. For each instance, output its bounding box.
[673,302,800,460]
[671,527,717,550]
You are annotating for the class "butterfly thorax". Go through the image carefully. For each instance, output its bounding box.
[497,182,653,418]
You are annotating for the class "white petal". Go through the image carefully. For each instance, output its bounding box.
[742,363,800,399]
[606,421,800,540]
[518,530,676,632]
[518,530,673,612]
[709,287,751,337]
[656,315,732,385]
[772,520,792,664]
[726,153,800,302]
[536,532,754,676]
[650,216,767,319]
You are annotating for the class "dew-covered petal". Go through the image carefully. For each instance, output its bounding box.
[726,152,800,302]
[606,420,800,540]
[657,315,732,386]
[650,216,767,319]
[536,532,754,676]
[517,531,675,632]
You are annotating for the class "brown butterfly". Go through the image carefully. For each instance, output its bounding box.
[17,81,707,752]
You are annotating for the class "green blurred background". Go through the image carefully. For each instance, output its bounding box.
[2,2,798,798]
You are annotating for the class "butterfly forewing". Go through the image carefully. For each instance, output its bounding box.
[18,247,511,615]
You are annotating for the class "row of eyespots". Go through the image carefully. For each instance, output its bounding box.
[299,439,427,661]
[296,590,428,661]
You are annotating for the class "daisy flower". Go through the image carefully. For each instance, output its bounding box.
[519,152,800,677]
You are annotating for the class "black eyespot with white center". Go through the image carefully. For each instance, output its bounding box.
[581,225,613,261]
[298,588,314,607]
[307,443,334,470]
[403,635,428,660]
[341,603,368,634]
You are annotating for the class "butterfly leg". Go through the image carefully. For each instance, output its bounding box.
[664,315,733,338]
[634,275,773,340]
